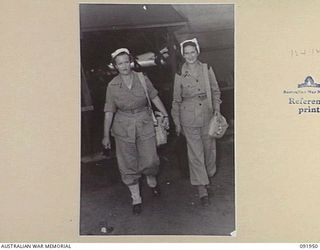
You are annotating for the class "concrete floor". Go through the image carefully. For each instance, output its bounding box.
[80,133,235,236]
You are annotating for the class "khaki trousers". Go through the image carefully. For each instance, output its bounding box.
[182,125,217,186]
[115,136,160,186]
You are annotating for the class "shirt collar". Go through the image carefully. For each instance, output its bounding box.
[181,61,202,77]
[110,74,123,86]
[111,71,137,88]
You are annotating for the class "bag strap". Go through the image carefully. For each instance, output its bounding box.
[137,72,151,106]
[137,72,157,124]
[203,63,213,113]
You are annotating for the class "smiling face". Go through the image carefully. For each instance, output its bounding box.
[183,45,199,64]
[114,53,131,75]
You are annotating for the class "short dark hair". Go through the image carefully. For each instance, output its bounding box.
[182,41,199,54]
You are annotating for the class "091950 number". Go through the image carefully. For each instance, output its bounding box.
[300,244,318,248]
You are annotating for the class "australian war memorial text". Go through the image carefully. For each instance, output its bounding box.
[1,244,71,249]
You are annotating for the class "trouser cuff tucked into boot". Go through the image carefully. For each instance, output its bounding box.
[147,175,161,197]
[128,184,142,205]
[197,185,208,198]
[146,175,157,188]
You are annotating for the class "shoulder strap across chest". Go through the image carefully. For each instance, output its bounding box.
[137,72,157,123]
[202,63,213,112]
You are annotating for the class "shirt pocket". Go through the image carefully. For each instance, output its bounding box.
[132,85,147,98]
[180,102,195,125]
[182,80,198,96]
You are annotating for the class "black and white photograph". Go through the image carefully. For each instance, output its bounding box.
[4,0,320,245]
[80,4,235,235]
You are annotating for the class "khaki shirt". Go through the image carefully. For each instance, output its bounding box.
[171,61,222,128]
[104,71,158,142]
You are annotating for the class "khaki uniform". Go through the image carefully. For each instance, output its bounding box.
[171,61,221,186]
[104,72,160,186]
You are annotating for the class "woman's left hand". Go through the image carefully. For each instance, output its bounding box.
[162,117,170,130]
[214,110,221,118]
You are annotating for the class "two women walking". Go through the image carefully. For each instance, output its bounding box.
[102,38,222,214]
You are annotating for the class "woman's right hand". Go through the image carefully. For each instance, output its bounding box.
[102,135,111,149]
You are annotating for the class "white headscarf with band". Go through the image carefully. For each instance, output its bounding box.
[180,38,200,55]
[111,48,130,59]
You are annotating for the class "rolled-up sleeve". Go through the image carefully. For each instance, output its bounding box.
[171,73,182,127]
[208,67,222,112]
[145,76,158,100]
[104,85,117,113]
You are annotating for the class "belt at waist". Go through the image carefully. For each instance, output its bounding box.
[117,106,149,114]
[183,95,207,101]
